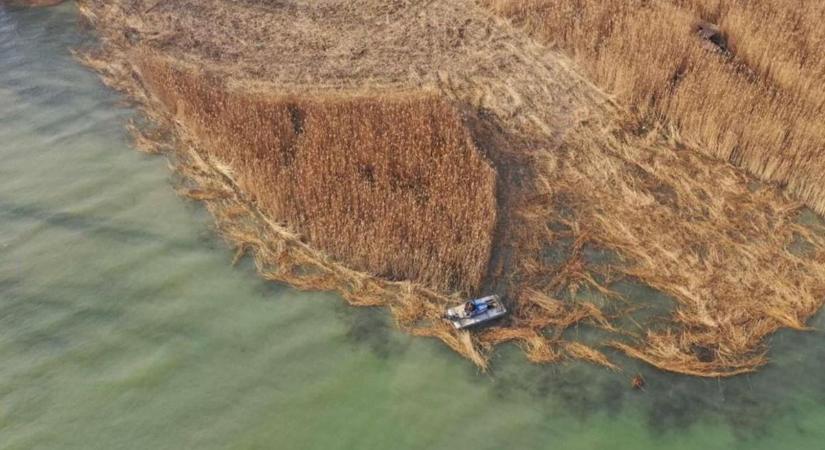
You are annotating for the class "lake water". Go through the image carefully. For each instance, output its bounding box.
[2,3,825,449]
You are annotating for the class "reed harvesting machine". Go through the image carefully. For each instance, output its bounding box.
[443,295,507,330]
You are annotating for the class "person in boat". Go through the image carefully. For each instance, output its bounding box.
[464,301,476,315]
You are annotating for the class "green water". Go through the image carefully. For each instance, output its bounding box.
[2,4,825,449]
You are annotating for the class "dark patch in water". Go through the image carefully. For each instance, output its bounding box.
[582,242,622,267]
[482,308,825,443]
[610,279,677,332]
[0,275,22,295]
[489,347,626,419]
[692,345,716,363]
[540,236,573,267]
[340,306,407,359]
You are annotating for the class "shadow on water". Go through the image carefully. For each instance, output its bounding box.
[320,204,825,443]
[481,305,825,442]
[225,244,412,361]
[475,210,825,442]
[339,303,410,360]
[642,316,825,439]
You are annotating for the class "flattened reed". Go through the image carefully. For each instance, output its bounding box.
[138,57,498,293]
[484,0,825,215]
[77,0,825,377]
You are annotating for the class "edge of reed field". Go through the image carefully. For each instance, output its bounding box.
[82,47,495,368]
[74,0,825,377]
[135,55,500,295]
[82,45,629,371]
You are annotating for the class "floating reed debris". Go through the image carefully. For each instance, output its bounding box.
[76,0,825,377]
[86,49,617,373]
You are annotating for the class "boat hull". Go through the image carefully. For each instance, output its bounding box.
[444,295,507,330]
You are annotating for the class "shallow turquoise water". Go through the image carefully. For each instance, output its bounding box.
[2,3,825,449]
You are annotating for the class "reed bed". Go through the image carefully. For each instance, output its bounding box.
[484,0,825,215]
[550,128,825,376]
[83,47,622,372]
[438,50,825,376]
[136,57,498,293]
[76,0,825,377]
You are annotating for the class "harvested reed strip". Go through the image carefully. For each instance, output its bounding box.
[484,0,825,215]
[76,0,825,377]
[74,34,620,372]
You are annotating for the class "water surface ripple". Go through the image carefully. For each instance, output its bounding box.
[1,3,824,450]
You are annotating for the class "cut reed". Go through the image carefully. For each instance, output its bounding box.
[484,0,825,215]
[75,0,825,377]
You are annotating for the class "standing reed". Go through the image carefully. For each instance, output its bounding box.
[75,0,825,376]
[484,0,825,215]
[137,57,498,293]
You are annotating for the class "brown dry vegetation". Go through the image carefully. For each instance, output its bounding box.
[484,0,825,215]
[75,0,825,377]
[136,57,497,293]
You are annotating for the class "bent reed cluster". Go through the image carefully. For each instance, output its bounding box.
[76,0,825,377]
[485,0,825,215]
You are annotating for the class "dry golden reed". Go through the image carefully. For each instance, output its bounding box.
[75,0,825,377]
[137,57,498,293]
[484,0,825,215]
[75,34,619,373]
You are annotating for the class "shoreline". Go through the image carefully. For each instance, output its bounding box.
[73,0,825,377]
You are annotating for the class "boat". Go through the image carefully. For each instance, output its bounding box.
[443,295,507,330]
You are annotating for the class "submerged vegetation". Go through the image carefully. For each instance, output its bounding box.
[484,0,825,215]
[75,0,825,377]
